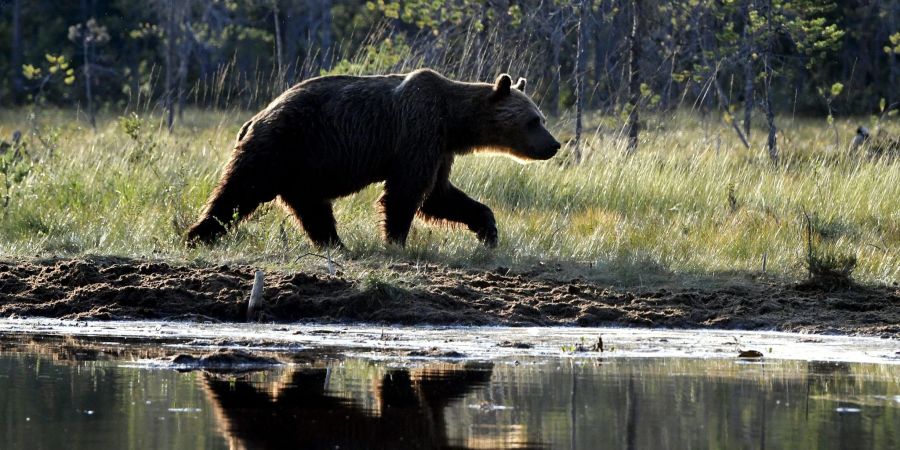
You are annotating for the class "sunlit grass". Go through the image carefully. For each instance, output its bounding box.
[0,107,897,285]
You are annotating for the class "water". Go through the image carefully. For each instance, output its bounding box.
[1,339,898,449]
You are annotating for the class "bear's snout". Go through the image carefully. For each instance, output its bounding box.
[536,140,561,160]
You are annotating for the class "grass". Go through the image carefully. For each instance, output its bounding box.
[0,106,897,286]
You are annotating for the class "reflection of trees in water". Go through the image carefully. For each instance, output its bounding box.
[202,362,545,450]
[0,350,216,449]
[808,360,853,377]
[806,360,872,406]
[3,343,898,449]
[4,336,173,364]
[468,359,899,449]
[803,359,894,449]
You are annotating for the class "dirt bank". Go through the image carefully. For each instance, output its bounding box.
[0,256,897,337]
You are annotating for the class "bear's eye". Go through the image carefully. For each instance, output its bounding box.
[527,117,541,129]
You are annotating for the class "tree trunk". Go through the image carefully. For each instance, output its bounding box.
[698,12,750,149]
[318,0,333,70]
[128,39,141,110]
[625,376,637,449]
[177,46,189,121]
[10,0,23,104]
[283,1,303,82]
[626,0,642,152]
[742,1,754,139]
[164,0,176,130]
[83,36,95,129]
[661,3,676,111]
[273,0,284,86]
[718,72,752,150]
[574,0,589,162]
[176,17,192,120]
[175,1,194,121]
[763,1,777,164]
[743,58,754,139]
[763,55,777,164]
[547,30,562,117]
[889,7,898,107]
[592,22,604,109]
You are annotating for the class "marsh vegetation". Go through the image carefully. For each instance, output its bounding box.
[0,109,896,288]
[1,1,898,291]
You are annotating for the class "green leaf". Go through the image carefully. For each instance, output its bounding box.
[22,64,40,80]
[830,82,843,98]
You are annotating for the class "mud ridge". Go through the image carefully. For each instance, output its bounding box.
[0,257,897,337]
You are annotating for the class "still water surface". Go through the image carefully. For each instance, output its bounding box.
[1,342,898,449]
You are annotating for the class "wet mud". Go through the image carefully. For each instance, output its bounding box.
[0,256,898,337]
[168,349,283,371]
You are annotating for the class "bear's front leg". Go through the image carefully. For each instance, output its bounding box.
[419,183,498,248]
[280,195,345,250]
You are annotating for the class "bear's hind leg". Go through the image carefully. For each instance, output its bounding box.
[280,195,344,249]
[186,155,277,244]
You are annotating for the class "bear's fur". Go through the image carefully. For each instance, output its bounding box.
[186,69,560,248]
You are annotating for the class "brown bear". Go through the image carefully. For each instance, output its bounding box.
[186,68,560,249]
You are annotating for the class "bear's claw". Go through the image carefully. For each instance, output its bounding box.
[476,226,498,248]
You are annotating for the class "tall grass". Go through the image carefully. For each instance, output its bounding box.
[0,24,896,285]
[0,106,897,285]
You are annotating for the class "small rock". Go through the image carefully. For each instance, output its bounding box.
[497,341,533,349]
[168,349,281,371]
[406,347,465,358]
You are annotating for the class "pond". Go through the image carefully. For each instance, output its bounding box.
[1,332,898,449]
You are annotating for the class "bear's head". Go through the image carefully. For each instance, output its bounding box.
[475,74,561,161]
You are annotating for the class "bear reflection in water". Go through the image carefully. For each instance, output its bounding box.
[202,363,542,450]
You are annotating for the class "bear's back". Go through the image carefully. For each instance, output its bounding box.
[248,74,413,197]
[291,74,406,105]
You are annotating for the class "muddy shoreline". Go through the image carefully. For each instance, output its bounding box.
[2,321,899,364]
[0,256,897,338]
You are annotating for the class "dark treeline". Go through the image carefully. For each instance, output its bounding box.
[1,0,897,128]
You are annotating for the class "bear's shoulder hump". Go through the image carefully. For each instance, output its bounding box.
[395,68,446,93]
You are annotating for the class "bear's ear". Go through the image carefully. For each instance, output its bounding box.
[514,77,527,92]
[492,74,512,98]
